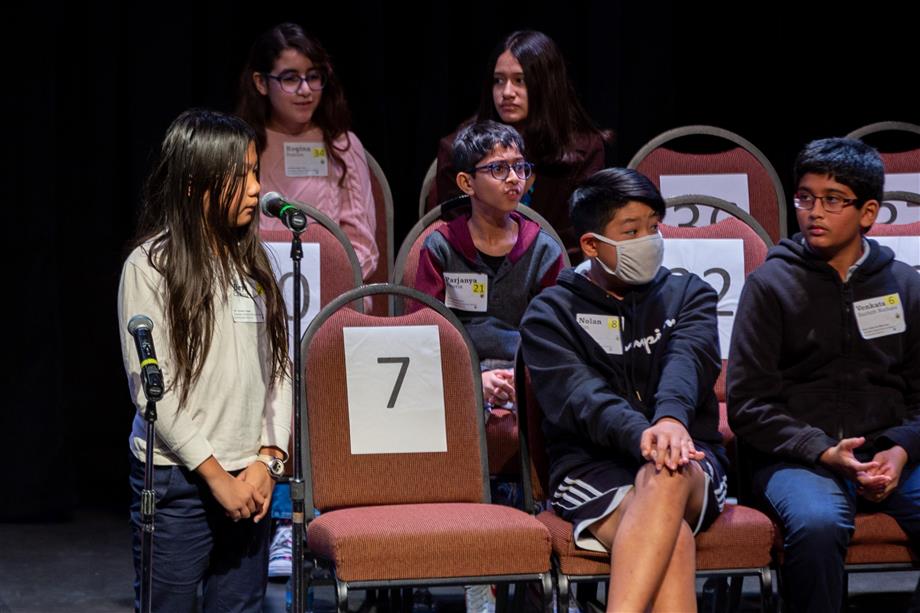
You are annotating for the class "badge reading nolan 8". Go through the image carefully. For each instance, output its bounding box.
[577,313,624,355]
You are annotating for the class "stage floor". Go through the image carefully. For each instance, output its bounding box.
[1,507,917,612]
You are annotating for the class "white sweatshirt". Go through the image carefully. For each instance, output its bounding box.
[118,242,292,472]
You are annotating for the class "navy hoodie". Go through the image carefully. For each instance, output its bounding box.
[727,236,920,468]
[520,265,727,492]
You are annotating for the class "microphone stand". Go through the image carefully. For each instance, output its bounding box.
[282,212,309,613]
[139,380,162,613]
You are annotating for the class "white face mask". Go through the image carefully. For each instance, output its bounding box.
[591,231,664,285]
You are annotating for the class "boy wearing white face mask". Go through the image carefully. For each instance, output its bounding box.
[520,168,728,612]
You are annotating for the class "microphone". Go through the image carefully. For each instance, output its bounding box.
[127,315,165,401]
[260,192,308,232]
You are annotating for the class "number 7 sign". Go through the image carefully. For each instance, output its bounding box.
[343,325,448,454]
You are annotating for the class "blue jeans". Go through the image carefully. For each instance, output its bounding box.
[129,455,270,613]
[754,461,920,613]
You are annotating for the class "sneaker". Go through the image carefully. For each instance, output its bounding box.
[268,521,293,578]
[464,584,495,613]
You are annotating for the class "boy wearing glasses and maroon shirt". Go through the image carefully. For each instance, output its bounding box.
[728,138,920,613]
[414,120,564,412]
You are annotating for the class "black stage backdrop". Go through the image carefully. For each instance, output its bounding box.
[5,1,917,519]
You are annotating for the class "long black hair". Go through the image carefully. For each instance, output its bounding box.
[476,30,609,167]
[135,108,289,405]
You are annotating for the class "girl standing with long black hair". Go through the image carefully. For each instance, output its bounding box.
[119,108,291,612]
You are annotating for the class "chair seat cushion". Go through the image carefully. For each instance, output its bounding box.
[307,503,551,581]
[848,513,915,565]
[538,503,774,576]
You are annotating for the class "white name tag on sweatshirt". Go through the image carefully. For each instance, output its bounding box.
[231,281,265,323]
[444,272,488,312]
[853,293,906,339]
[577,313,623,355]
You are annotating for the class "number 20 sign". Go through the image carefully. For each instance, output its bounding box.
[662,239,745,360]
[342,325,447,455]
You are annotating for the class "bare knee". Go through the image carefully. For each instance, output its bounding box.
[634,461,699,501]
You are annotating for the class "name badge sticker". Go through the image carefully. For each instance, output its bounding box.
[577,313,624,355]
[283,142,329,177]
[443,272,488,312]
[231,282,265,323]
[853,293,906,340]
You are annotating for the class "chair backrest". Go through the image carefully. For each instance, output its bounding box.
[418,157,438,220]
[393,197,572,314]
[661,195,771,403]
[301,284,490,512]
[868,214,920,273]
[365,151,395,315]
[848,122,920,227]
[260,202,363,311]
[515,350,552,513]
[629,125,786,244]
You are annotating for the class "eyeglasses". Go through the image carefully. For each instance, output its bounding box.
[472,160,534,181]
[793,192,860,213]
[264,70,326,93]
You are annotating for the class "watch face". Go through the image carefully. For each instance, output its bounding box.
[270,459,285,476]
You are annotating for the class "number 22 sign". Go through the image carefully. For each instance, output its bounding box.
[342,325,447,455]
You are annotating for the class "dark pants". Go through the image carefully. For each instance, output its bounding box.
[754,461,920,613]
[129,455,270,613]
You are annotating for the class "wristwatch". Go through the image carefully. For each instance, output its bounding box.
[257,454,286,481]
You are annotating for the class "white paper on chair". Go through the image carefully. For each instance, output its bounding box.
[265,242,321,358]
[873,236,920,272]
[662,239,745,359]
[660,174,750,227]
[343,325,447,455]
[881,173,920,225]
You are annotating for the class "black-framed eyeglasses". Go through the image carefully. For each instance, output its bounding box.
[264,70,326,93]
[472,160,534,181]
[793,192,860,213]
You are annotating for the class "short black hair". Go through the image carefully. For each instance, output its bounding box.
[452,120,526,174]
[794,138,885,207]
[569,168,666,236]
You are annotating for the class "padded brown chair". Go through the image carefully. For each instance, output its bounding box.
[418,157,439,220]
[391,197,570,477]
[628,125,787,244]
[260,201,363,310]
[848,123,920,228]
[300,284,553,612]
[661,195,772,449]
[365,151,394,315]
[261,202,363,476]
[868,213,920,273]
[516,349,776,613]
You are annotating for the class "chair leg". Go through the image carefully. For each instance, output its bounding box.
[727,575,743,612]
[336,579,349,613]
[557,573,572,613]
[700,576,728,613]
[842,571,849,612]
[495,582,510,613]
[759,567,774,613]
[541,573,554,613]
[575,581,599,611]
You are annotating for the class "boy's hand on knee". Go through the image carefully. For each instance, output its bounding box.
[641,418,704,472]
[819,437,880,482]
